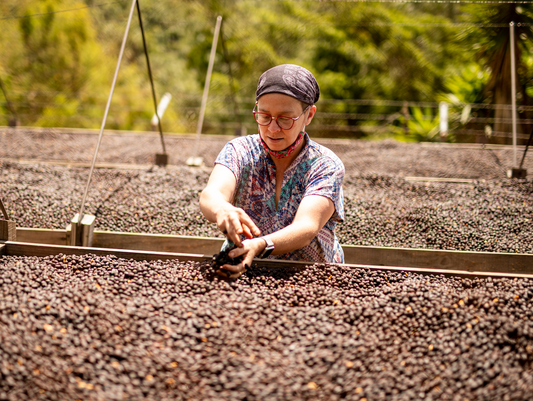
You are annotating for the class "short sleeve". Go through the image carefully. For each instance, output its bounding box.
[214,141,243,182]
[304,156,345,223]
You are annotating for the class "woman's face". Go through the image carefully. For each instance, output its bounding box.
[256,93,316,152]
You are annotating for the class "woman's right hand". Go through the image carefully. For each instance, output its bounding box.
[199,164,261,247]
[216,205,261,247]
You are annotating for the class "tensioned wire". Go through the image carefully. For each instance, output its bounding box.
[2,0,532,129]
[0,0,128,21]
[1,0,533,22]
[2,1,532,26]
[254,0,533,3]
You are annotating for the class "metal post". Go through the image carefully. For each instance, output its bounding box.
[76,0,137,229]
[439,101,448,142]
[518,126,533,170]
[0,74,18,127]
[136,0,168,165]
[220,20,245,136]
[510,21,518,167]
[187,16,222,166]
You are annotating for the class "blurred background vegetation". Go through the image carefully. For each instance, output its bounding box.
[0,0,532,143]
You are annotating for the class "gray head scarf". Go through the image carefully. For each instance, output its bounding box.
[255,64,320,105]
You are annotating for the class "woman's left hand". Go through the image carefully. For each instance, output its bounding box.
[216,238,267,279]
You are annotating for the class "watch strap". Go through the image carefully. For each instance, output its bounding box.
[258,236,274,258]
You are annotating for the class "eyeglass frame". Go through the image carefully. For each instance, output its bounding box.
[252,104,311,130]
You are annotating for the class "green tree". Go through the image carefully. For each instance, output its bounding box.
[15,0,103,126]
[460,4,533,143]
[306,3,467,138]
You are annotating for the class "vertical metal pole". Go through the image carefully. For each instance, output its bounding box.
[439,101,448,142]
[518,126,533,170]
[191,16,222,159]
[510,21,518,167]
[220,20,244,136]
[136,0,166,154]
[0,74,18,126]
[78,0,137,221]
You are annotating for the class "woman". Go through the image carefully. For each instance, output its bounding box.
[200,64,344,278]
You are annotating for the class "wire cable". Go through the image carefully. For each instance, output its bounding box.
[252,0,533,4]
[77,0,136,226]
[0,1,127,21]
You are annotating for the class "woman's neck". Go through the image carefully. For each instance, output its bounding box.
[271,136,306,173]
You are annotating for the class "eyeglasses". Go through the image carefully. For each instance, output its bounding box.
[253,105,310,130]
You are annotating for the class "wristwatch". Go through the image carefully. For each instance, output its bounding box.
[258,236,274,259]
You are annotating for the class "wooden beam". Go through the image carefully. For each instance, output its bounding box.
[3,241,212,263]
[14,228,533,274]
[404,177,474,183]
[342,245,533,274]
[16,228,224,255]
[16,228,67,245]
[339,262,533,280]
[92,231,223,255]
[3,241,533,280]
[0,242,5,256]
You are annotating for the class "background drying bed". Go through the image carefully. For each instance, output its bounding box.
[1,158,532,253]
[2,129,532,179]
[1,254,532,401]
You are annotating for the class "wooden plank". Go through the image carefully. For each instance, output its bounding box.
[419,142,526,151]
[339,262,533,280]
[0,242,5,256]
[14,228,533,274]
[404,177,474,183]
[342,245,533,274]
[92,231,224,255]
[16,228,224,255]
[3,241,212,263]
[10,158,153,170]
[3,241,533,280]
[16,228,67,245]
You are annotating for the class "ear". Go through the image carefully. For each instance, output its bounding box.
[305,105,317,125]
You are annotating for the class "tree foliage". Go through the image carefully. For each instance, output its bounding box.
[460,3,533,141]
[0,0,531,142]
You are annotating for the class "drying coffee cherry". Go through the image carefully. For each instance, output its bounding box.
[212,245,244,268]
[210,245,246,278]
[1,253,533,400]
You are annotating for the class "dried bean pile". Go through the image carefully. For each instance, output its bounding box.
[3,129,533,179]
[1,253,533,400]
[1,160,532,253]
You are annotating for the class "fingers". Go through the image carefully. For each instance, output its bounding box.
[218,208,261,247]
[227,245,246,259]
[216,262,249,279]
[226,214,244,247]
[240,213,261,237]
[215,238,260,279]
[241,224,253,239]
[229,214,260,244]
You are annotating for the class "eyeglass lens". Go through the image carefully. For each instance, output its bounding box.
[253,106,309,130]
[254,113,295,129]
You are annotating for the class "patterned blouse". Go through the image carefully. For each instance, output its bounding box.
[214,132,345,263]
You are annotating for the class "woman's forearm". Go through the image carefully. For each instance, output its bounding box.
[262,219,319,256]
[261,194,335,256]
[199,187,230,223]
